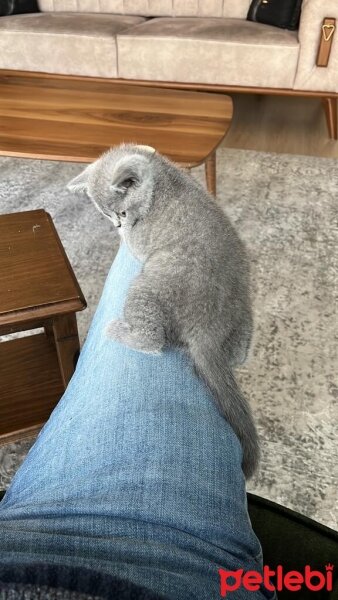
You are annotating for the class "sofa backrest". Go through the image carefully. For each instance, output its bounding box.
[37,0,251,19]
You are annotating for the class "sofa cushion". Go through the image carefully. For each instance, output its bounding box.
[38,0,252,19]
[0,13,145,77]
[117,17,300,89]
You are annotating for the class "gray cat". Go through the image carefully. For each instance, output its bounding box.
[68,144,259,479]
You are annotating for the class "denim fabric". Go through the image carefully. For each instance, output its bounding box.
[0,243,274,600]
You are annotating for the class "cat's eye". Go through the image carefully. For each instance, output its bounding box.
[122,178,134,189]
[120,211,126,218]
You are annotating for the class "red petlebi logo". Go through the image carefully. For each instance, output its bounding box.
[219,564,334,596]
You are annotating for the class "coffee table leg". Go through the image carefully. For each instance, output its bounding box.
[205,152,216,196]
[51,314,80,388]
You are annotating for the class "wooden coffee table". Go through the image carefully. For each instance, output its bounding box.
[0,71,233,195]
[0,210,86,443]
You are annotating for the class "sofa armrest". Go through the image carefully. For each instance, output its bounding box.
[294,0,338,93]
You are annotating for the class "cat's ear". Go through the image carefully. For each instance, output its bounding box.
[112,154,153,193]
[67,163,96,194]
[136,145,156,155]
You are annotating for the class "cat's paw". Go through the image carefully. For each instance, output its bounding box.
[105,319,130,343]
[132,338,163,355]
[105,319,163,355]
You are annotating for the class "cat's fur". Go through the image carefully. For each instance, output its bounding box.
[68,144,259,478]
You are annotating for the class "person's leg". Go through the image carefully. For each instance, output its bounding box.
[0,243,274,600]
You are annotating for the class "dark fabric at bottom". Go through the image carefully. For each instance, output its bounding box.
[247,493,338,600]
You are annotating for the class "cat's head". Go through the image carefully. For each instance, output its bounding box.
[67,144,156,233]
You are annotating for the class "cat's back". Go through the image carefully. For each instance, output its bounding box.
[152,164,246,267]
[145,168,249,300]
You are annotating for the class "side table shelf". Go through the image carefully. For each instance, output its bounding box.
[0,333,64,443]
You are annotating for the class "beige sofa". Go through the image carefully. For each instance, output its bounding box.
[0,0,337,138]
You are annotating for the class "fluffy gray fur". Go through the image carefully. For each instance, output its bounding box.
[68,144,259,479]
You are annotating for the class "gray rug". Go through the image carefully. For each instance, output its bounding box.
[0,149,337,531]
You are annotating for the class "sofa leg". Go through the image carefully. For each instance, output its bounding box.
[205,152,216,196]
[322,97,338,140]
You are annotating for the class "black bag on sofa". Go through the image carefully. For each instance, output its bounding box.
[0,0,39,16]
[247,0,303,31]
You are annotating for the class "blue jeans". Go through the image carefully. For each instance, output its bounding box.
[0,244,274,600]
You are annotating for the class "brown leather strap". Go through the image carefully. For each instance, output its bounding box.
[317,18,336,67]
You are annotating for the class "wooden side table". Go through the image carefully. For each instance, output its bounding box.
[0,209,86,443]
